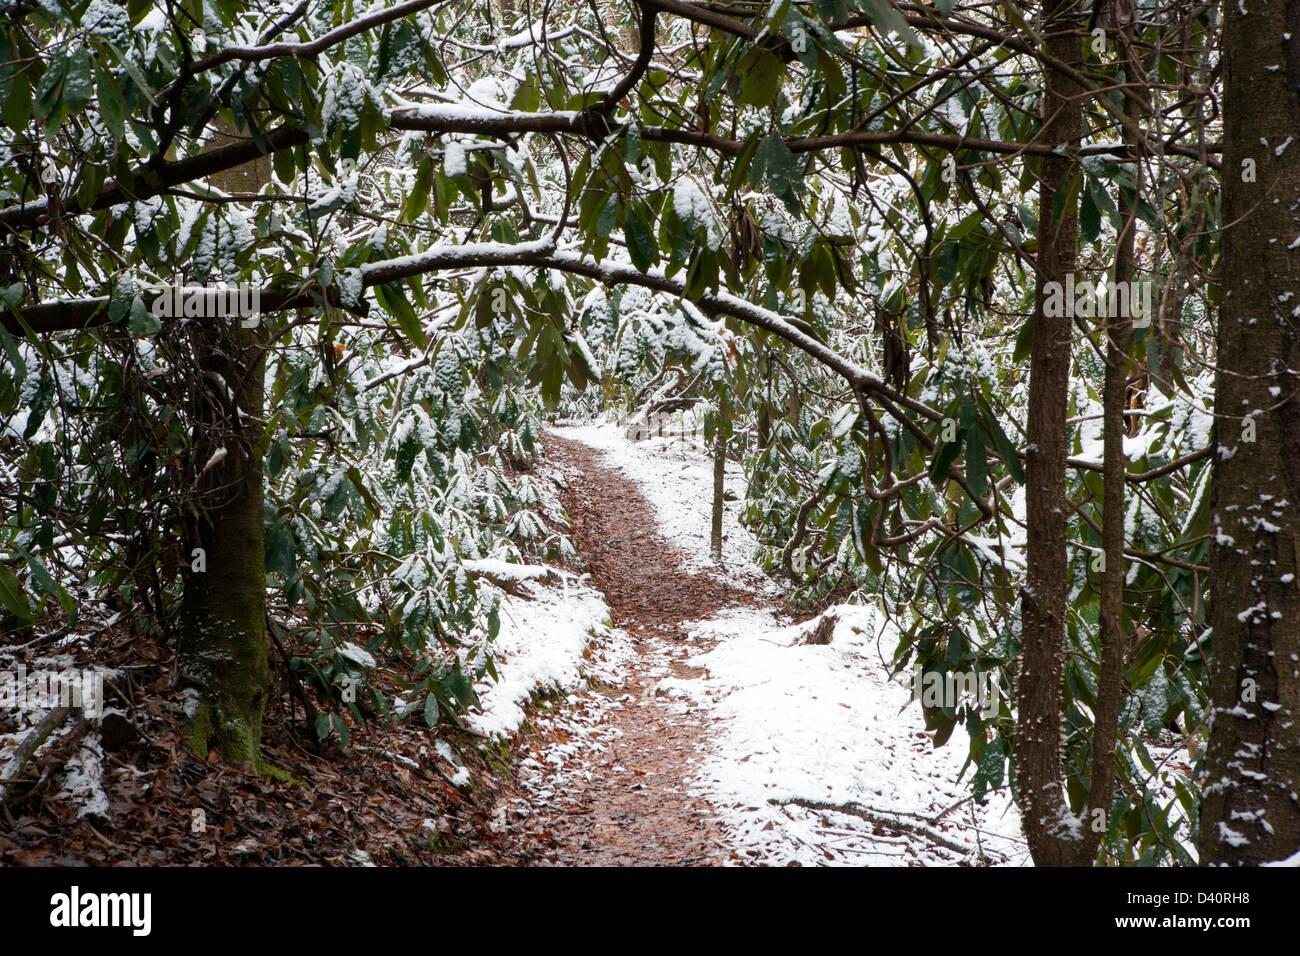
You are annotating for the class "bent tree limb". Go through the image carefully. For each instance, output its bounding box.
[3,237,884,387]
[0,115,1192,239]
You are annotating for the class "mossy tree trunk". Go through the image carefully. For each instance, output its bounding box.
[179,321,272,768]
[177,119,274,770]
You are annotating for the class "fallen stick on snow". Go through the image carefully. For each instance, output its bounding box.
[0,705,75,808]
[770,796,977,858]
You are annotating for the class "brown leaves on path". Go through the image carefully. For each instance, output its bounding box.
[472,434,769,865]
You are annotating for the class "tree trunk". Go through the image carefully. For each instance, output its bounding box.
[753,351,771,500]
[1199,0,1300,865]
[711,407,726,562]
[178,320,272,769]
[1077,71,1140,865]
[1015,0,1082,867]
[177,119,274,769]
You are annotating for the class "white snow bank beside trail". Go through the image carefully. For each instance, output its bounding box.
[550,421,775,591]
[466,462,633,741]
[468,573,618,738]
[664,605,1028,866]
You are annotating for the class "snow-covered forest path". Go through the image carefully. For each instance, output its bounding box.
[481,434,754,864]
[472,423,1028,867]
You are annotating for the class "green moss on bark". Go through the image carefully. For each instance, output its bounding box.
[178,319,274,773]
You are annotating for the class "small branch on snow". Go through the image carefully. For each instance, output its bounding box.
[0,706,85,810]
[770,796,976,859]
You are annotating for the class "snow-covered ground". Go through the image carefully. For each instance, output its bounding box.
[665,606,1027,865]
[466,571,626,739]
[551,422,777,593]
[0,648,117,820]
[537,419,1030,866]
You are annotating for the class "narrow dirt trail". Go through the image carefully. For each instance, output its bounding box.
[481,434,764,865]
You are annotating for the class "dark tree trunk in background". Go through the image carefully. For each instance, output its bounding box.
[711,410,726,561]
[1016,0,1083,867]
[1080,43,1142,864]
[1199,0,1300,865]
[756,350,772,451]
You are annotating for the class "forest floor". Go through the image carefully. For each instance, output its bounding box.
[0,419,1029,867]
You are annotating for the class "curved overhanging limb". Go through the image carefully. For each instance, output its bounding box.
[5,236,1207,500]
